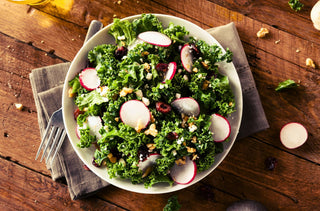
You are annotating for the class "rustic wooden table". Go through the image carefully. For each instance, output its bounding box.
[1,0,319,210]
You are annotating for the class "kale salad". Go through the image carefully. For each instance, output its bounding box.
[68,14,236,188]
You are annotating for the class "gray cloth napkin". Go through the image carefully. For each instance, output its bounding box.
[29,22,268,200]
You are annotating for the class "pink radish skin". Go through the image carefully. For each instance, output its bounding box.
[180,44,193,72]
[280,122,308,149]
[170,156,197,185]
[79,68,101,91]
[210,114,231,142]
[120,100,151,129]
[138,31,172,47]
[162,62,177,83]
[138,153,161,172]
[171,97,200,117]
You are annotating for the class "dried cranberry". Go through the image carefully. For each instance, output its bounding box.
[83,165,91,171]
[92,157,101,167]
[265,156,278,170]
[156,102,171,114]
[115,46,128,60]
[138,144,149,161]
[167,132,179,140]
[189,43,200,59]
[73,108,84,120]
[155,63,168,72]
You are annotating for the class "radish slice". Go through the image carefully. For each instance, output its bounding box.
[138,31,172,47]
[79,68,101,91]
[180,44,193,72]
[162,62,177,83]
[87,116,103,140]
[170,156,197,185]
[171,97,200,117]
[120,100,151,129]
[138,153,161,172]
[280,122,308,149]
[209,114,231,142]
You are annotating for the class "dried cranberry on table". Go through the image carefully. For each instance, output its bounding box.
[156,102,171,114]
[265,156,278,170]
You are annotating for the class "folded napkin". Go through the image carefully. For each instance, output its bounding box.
[29,22,268,200]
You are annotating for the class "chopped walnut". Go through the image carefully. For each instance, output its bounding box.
[107,153,117,163]
[135,119,144,133]
[306,58,316,68]
[192,154,199,161]
[175,156,186,165]
[257,28,269,38]
[202,80,210,90]
[144,124,158,137]
[187,146,196,153]
[147,143,156,151]
[143,63,150,70]
[14,103,23,111]
[68,87,75,98]
[191,136,197,143]
[119,87,133,97]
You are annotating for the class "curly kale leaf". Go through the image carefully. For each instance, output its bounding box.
[163,195,181,211]
[132,13,164,35]
[109,18,136,46]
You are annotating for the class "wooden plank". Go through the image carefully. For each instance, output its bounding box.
[211,137,320,210]
[0,157,124,211]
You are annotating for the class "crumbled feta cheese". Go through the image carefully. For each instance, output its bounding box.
[175,93,181,99]
[172,150,177,156]
[146,72,153,80]
[177,137,184,145]
[159,84,165,89]
[142,97,150,106]
[135,90,143,98]
[183,75,188,81]
[117,35,126,40]
[188,124,197,132]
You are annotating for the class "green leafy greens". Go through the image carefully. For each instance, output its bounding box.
[69,14,235,188]
[288,0,304,12]
[275,79,299,91]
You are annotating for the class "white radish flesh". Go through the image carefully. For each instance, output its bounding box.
[138,153,161,172]
[180,44,193,72]
[280,122,308,149]
[138,31,172,47]
[87,116,103,140]
[209,114,231,142]
[79,68,101,91]
[171,97,200,117]
[163,62,177,83]
[170,156,197,185]
[120,100,151,129]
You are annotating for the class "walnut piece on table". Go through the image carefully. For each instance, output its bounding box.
[257,28,269,38]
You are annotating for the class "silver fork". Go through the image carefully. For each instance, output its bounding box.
[35,20,103,165]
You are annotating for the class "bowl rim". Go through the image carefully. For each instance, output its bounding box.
[62,13,243,194]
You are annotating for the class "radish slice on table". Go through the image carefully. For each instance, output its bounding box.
[209,114,231,142]
[138,31,172,47]
[180,44,193,72]
[87,116,103,140]
[162,62,177,83]
[171,97,200,117]
[79,68,100,91]
[138,153,161,172]
[170,156,197,185]
[280,122,308,149]
[120,100,151,129]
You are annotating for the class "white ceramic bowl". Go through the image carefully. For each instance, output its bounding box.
[62,14,243,194]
